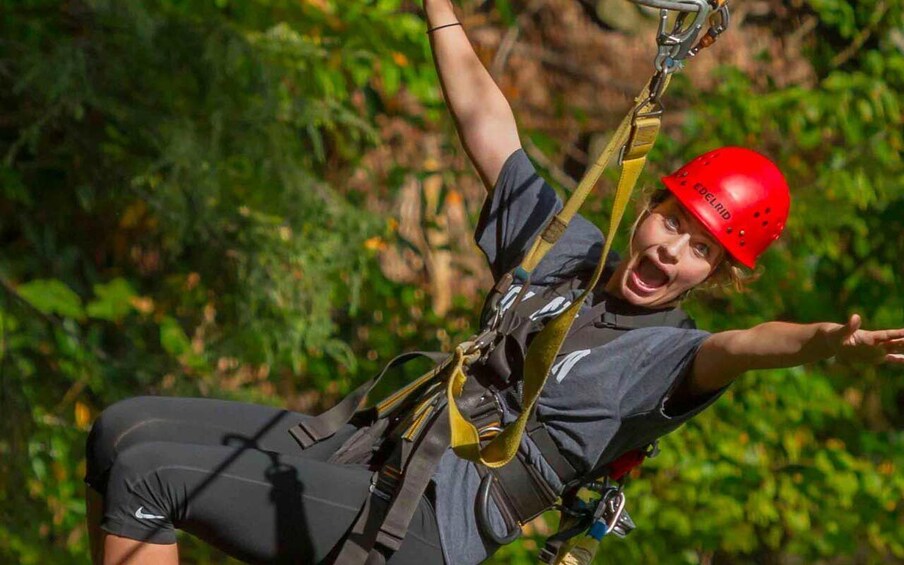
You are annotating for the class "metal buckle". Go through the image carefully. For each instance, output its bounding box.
[611,507,637,538]
[478,424,504,441]
[368,480,392,502]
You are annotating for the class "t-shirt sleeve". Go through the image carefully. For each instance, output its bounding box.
[616,327,724,420]
[575,327,727,470]
[474,149,605,284]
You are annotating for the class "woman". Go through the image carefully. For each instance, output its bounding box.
[85,2,904,564]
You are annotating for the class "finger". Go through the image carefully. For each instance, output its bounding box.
[832,314,861,343]
[876,329,904,342]
[884,353,904,364]
[844,314,862,337]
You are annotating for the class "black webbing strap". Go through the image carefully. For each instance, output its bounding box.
[475,414,578,527]
[526,414,578,483]
[375,406,451,553]
[578,294,692,333]
[288,351,446,449]
[329,492,384,565]
[487,453,558,523]
[332,406,451,564]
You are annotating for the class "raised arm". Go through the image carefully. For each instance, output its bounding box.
[424,0,521,190]
[687,314,904,395]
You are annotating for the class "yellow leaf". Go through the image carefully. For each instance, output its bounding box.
[391,51,409,67]
[129,296,155,315]
[186,272,201,290]
[75,401,92,429]
[364,237,385,251]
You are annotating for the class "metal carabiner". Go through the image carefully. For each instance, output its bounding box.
[652,0,713,73]
[687,3,731,58]
[476,473,522,545]
[630,0,707,12]
[603,491,627,533]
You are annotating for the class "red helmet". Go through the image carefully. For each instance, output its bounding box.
[661,147,790,268]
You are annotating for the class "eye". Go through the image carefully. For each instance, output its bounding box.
[664,215,679,231]
[693,241,711,258]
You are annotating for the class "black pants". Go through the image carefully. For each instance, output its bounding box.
[84,396,444,564]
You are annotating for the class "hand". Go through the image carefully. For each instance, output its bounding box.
[829,314,904,365]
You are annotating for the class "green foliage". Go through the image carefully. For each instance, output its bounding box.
[1,0,435,561]
[17,279,86,321]
[0,0,901,563]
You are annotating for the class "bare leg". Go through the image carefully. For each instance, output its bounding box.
[103,535,178,565]
[86,486,105,565]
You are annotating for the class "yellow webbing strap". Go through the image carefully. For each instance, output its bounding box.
[446,344,484,461]
[448,77,668,468]
[375,359,449,417]
[519,76,666,273]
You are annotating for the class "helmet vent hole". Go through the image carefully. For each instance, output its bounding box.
[740,241,746,247]
[754,212,760,218]
[726,227,733,234]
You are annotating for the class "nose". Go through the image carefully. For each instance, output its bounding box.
[659,233,690,263]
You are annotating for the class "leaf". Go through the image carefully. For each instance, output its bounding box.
[74,401,92,429]
[16,279,85,320]
[160,316,192,357]
[86,278,136,322]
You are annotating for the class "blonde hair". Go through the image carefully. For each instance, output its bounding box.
[628,188,760,296]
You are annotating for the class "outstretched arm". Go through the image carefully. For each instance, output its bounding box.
[424,0,521,190]
[687,314,904,395]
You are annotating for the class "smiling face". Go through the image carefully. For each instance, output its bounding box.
[606,196,726,308]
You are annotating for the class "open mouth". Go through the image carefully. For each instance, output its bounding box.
[628,256,669,295]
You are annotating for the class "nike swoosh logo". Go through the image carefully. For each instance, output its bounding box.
[134,506,166,520]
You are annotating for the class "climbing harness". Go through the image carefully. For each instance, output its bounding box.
[289,1,733,563]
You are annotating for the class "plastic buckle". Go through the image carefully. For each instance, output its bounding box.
[538,546,558,564]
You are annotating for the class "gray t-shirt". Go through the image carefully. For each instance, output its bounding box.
[432,149,725,564]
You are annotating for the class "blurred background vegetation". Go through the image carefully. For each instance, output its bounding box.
[0,0,901,563]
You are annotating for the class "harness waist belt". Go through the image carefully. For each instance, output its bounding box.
[488,452,559,524]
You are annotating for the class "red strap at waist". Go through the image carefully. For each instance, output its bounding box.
[608,449,646,481]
